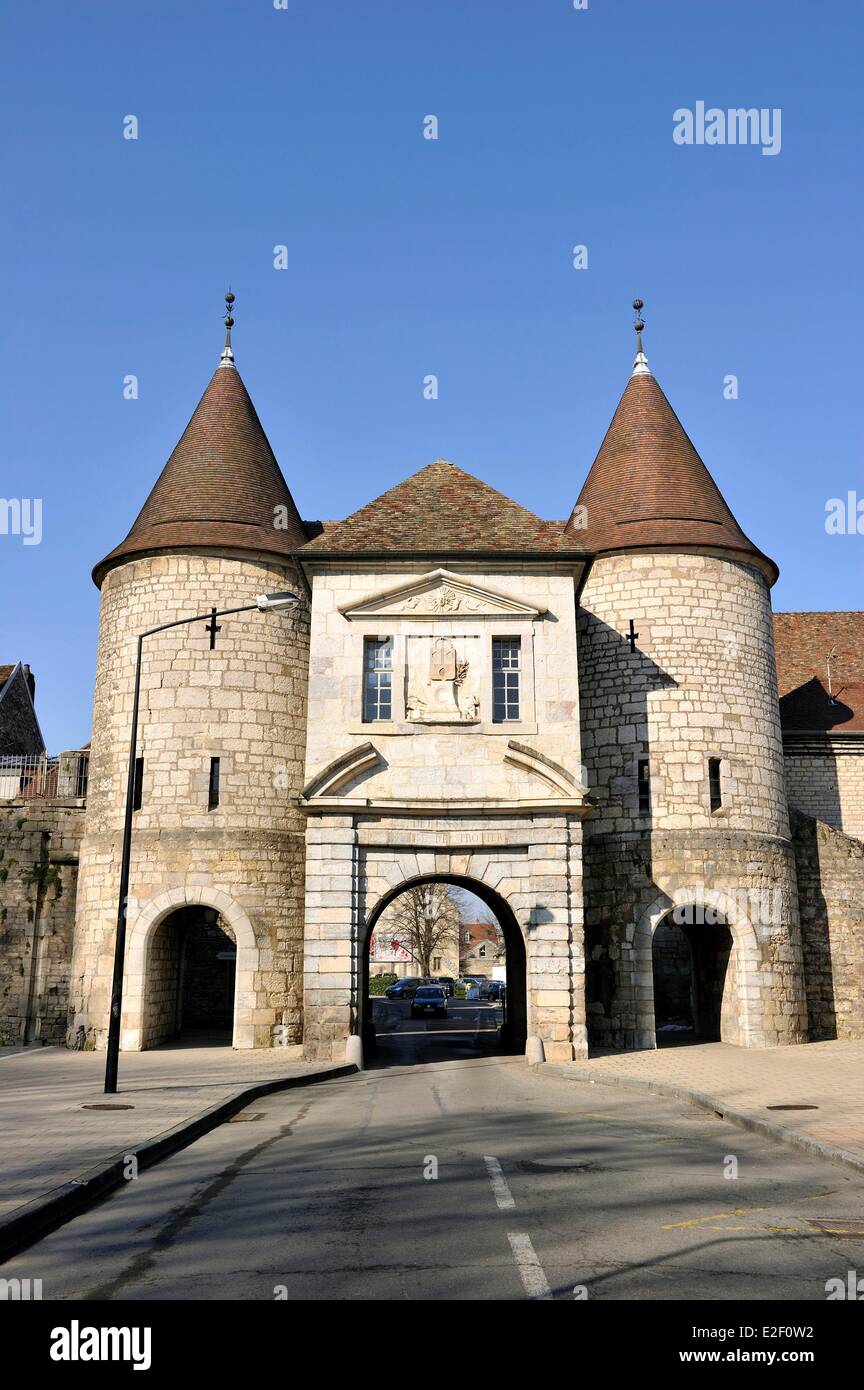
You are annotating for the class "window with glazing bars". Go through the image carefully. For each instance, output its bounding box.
[492,638,521,722]
[363,637,393,721]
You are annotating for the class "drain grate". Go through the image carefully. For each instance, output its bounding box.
[82,1103,135,1111]
[229,1112,267,1122]
[518,1159,603,1174]
[766,1104,819,1111]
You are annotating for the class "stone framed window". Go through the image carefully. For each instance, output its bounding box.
[363,637,393,722]
[208,756,221,810]
[637,758,651,816]
[492,638,521,722]
[708,756,723,812]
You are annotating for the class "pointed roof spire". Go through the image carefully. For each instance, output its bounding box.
[631,297,650,377]
[93,299,309,586]
[220,289,235,368]
[565,303,777,582]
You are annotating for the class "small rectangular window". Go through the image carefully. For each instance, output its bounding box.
[363,637,393,721]
[709,757,723,812]
[208,756,221,810]
[132,757,144,812]
[492,638,521,722]
[637,759,650,816]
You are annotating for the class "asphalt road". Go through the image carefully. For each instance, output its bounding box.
[370,996,506,1066]
[7,1040,864,1301]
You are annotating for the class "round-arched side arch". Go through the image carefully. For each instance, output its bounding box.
[359,873,527,1056]
[635,887,763,1048]
[121,886,260,1050]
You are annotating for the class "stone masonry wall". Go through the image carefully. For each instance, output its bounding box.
[792,809,864,1041]
[578,551,807,1050]
[0,801,84,1044]
[783,738,864,842]
[584,830,807,1049]
[578,551,790,837]
[70,550,309,1050]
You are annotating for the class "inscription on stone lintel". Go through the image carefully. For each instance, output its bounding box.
[358,829,531,850]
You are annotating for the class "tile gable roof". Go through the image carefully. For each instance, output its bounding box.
[773,611,864,733]
[302,459,581,555]
[93,363,308,586]
[566,369,777,582]
[0,662,35,702]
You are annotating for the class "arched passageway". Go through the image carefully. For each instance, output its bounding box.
[652,910,734,1044]
[361,874,527,1066]
[142,907,237,1049]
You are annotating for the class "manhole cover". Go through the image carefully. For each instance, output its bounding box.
[766,1104,819,1111]
[82,1103,135,1111]
[229,1112,266,1123]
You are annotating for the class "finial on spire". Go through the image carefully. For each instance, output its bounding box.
[631,297,650,377]
[219,289,235,367]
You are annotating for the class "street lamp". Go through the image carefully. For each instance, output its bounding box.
[103,590,300,1094]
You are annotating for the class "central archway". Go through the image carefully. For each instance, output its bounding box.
[360,874,527,1063]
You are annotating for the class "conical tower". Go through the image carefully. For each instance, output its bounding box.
[577,303,807,1052]
[70,297,310,1051]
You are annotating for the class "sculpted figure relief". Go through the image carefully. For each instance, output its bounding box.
[406,636,480,723]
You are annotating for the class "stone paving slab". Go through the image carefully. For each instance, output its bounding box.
[543,1039,864,1171]
[0,1043,347,1219]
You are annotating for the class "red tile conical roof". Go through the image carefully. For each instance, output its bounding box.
[566,364,777,583]
[93,362,307,586]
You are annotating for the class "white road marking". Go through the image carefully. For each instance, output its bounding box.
[507,1232,553,1300]
[484,1154,516,1210]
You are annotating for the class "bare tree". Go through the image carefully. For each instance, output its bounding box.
[385,884,460,977]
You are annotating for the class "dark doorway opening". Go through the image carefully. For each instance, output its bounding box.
[144,907,236,1048]
[652,912,733,1045]
[361,875,527,1067]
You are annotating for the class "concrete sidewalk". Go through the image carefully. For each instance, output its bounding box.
[0,1043,354,1248]
[543,1039,864,1172]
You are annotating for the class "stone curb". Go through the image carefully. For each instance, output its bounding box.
[0,1063,357,1265]
[534,1062,864,1178]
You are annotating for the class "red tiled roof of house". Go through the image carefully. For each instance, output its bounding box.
[773,611,864,733]
[566,367,777,582]
[93,363,308,586]
[301,460,582,556]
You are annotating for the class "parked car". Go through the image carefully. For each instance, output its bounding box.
[435,976,455,997]
[410,985,448,1019]
[384,977,421,999]
[481,980,506,1000]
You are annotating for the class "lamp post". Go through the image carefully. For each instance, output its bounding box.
[103,590,300,1094]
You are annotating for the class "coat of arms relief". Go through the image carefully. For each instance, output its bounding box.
[405,635,481,723]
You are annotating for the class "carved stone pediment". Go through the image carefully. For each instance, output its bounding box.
[339,569,546,620]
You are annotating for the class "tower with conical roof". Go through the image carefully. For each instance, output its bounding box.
[70,296,310,1051]
[576,303,807,1052]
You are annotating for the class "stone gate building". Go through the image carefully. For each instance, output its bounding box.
[1,304,862,1059]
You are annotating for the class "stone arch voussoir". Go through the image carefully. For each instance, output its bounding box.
[122,885,260,1051]
[635,886,763,1048]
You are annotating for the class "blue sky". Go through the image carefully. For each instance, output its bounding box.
[1,0,861,749]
